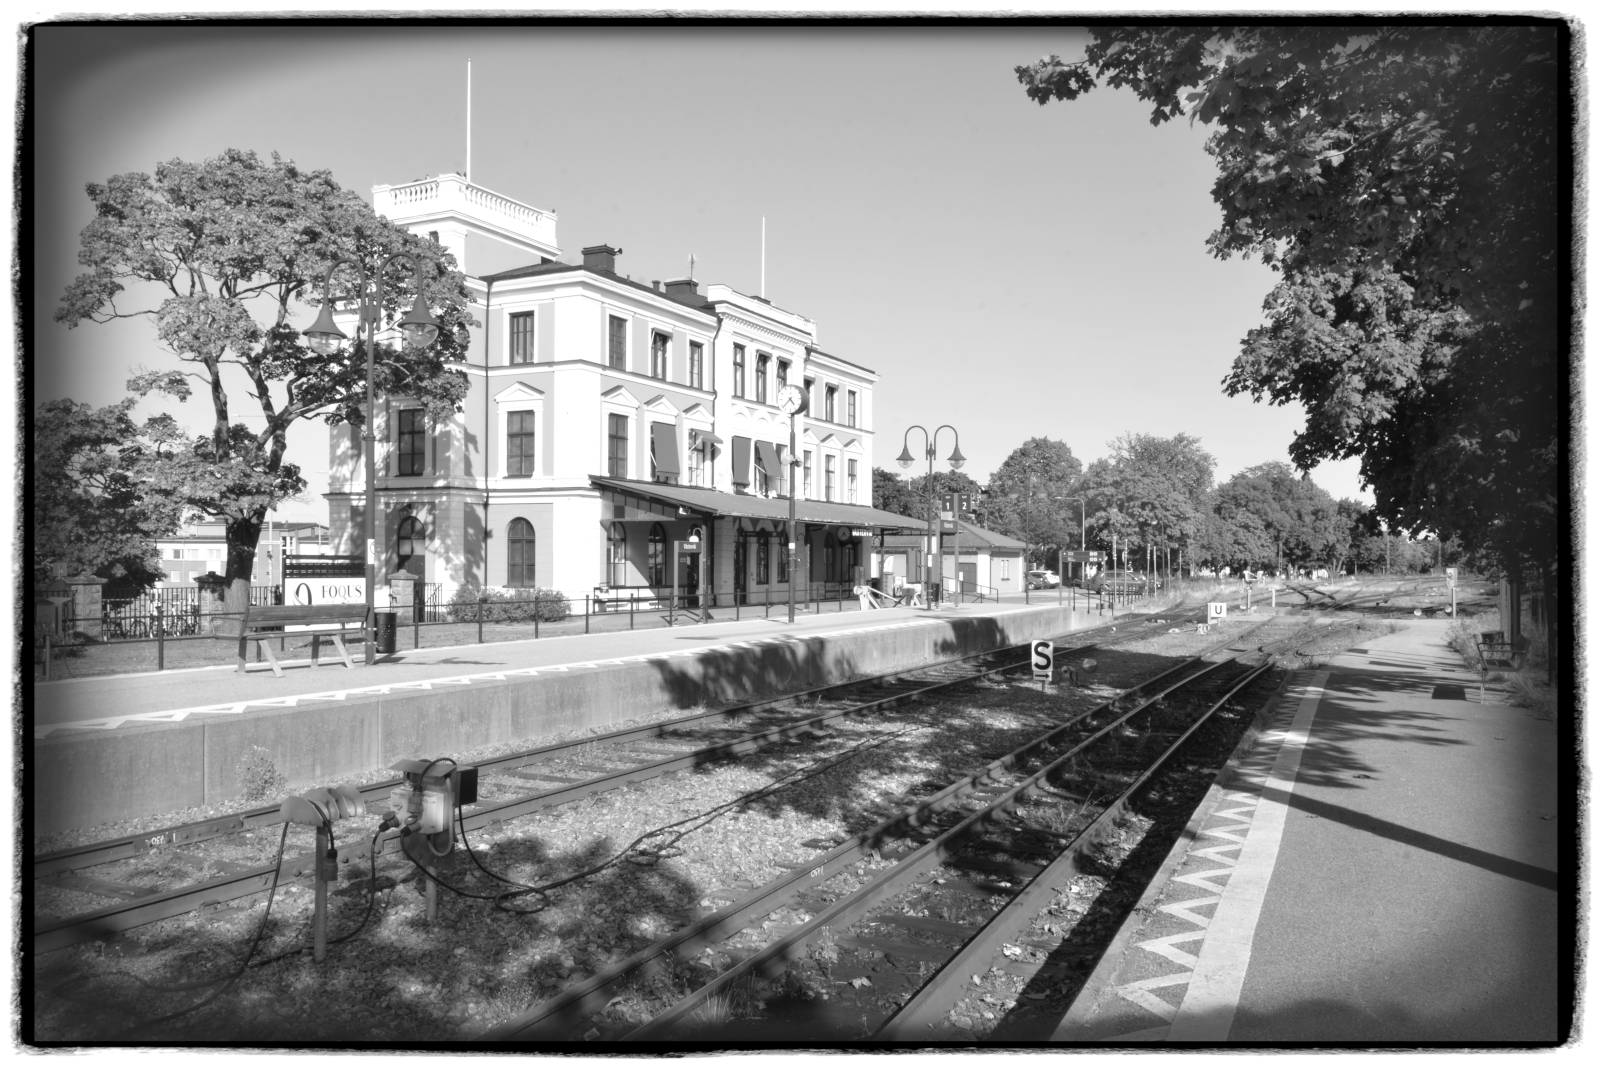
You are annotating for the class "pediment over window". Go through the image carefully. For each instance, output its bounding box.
[600,384,642,408]
[643,394,680,416]
[494,381,545,403]
[682,403,711,420]
[817,433,840,447]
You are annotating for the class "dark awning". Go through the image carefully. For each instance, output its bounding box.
[730,436,751,486]
[650,422,681,476]
[591,475,920,529]
[753,440,775,478]
[692,429,724,446]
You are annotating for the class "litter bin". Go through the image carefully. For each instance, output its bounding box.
[374,611,398,655]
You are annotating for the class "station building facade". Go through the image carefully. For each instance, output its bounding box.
[325,173,916,605]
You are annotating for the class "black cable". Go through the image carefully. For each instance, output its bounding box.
[80,821,295,1036]
[447,723,920,914]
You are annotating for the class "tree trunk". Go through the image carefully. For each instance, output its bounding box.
[223,510,266,624]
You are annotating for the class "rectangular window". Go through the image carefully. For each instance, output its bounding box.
[398,409,425,475]
[755,460,769,495]
[689,341,704,390]
[825,455,836,501]
[777,540,789,583]
[688,436,707,486]
[804,378,815,416]
[208,547,222,560]
[507,411,536,476]
[848,459,858,503]
[776,360,789,393]
[847,390,857,427]
[608,316,627,370]
[608,413,629,478]
[755,354,769,404]
[803,451,814,498]
[510,311,535,364]
[757,534,770,584]
[733,345,746,397]
[651,331,669,380]
[825,386,837,423]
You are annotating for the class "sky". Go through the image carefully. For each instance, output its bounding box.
[30,22,1374,525]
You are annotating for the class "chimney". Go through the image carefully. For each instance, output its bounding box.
[652,280,661,291]
[582,244,622,273]
[664,278,700,304]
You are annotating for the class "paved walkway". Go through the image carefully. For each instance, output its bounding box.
[33,599,1097,738]
[1051,619,1563,1045]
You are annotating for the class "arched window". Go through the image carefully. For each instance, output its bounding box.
[507,518,536,588]
[397,516,425,578]
[648,523,667,587]
[608,522,628,587]
[843,536,859,583]
[824,529,839,584]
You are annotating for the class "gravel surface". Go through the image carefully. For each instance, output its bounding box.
[31,610,1349,1045]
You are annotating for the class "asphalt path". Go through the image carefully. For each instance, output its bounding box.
[1049,619,1560,1045]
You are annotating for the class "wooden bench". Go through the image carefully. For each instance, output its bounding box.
[1477,630,1530,672]
[236,603,368,677]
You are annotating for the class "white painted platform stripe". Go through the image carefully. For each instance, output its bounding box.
[1167,671,1330,1041]
[1116,971,1194,1019]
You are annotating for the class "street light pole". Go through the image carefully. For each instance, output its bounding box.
[897,425,963,608]
[304,254,442,666]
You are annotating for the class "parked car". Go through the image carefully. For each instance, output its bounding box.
[1026,569,1061,590]
[1087,569,1149,595]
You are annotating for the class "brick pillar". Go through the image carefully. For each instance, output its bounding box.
[388,572,416,625]
[195,573,233,635]
[61,575,108,640]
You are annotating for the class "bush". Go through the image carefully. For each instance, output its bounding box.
[446,585,570,624]
[236,745,288,803]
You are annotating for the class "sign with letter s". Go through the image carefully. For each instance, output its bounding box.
[1030,640,1053,679]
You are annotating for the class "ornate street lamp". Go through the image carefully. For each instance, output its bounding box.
[898,424,963,607]
[303,254,442,665]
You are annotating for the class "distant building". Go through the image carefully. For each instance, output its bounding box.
[155,521,330,587]
[878,522,1028,598]
[324,173,916,603]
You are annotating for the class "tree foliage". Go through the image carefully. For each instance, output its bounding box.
[55,149,478,607]
[1018,26,1564,574]
[33,398,188,592]
[1207,462,1348,572]
[981,437,1083,564]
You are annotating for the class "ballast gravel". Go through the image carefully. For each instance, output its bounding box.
[31,615,1306,1043]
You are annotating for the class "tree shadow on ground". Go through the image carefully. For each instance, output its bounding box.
[29,826,709,1045]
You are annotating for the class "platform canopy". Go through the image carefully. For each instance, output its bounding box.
[591,475,920,531]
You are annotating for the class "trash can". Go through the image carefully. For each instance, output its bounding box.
[374,611,398,655]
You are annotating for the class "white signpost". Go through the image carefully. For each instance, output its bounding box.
[1031,640,1053,689]
[1445,566,1458,615]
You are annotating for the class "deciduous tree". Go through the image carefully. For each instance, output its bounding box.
[33,398,188,593]
[55,149,476,614]
[1017,26,1563,578]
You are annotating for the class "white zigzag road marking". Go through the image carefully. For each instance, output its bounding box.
[1197,825,1251,845]
[1136,930,1207,967]
[1103,1024,1172,1042]
[1172,867,1234,893]
[1158,894,1223,929]
[1116,972,1194,1020]
[1188,844,1243,864]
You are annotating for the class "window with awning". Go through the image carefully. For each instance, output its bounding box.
[731,435,752,488]
[753,440,775,495]
[650,422,680,482]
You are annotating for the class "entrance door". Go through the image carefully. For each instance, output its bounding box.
[734,531,748,606]
[959,562,978,594]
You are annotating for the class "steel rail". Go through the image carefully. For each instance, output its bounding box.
[35,626,1099,877]
[35,625,1153,955]
[875,659,1275,1037]
[35,600,1254,955]
[480,626,1274,1042]
[614,655,1258,1041]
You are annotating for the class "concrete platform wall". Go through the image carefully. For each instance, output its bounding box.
[33,604,1083,836]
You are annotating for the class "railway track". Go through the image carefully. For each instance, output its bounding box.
[481,619,1324,1041]
[34,602,1227,956]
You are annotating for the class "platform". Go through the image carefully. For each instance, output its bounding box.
[31,599,1100,836]
[1048,619,1565,1045]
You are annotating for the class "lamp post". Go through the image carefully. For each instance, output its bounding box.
[777,382,810,624]
[1066,495,1086,593]
[303,254,444,666]
[897,425,964,607]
